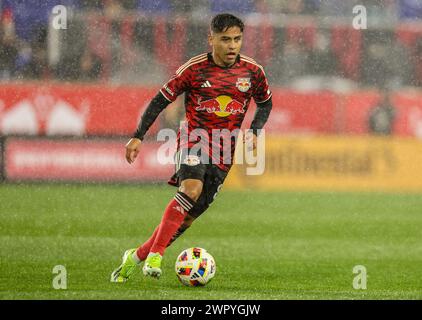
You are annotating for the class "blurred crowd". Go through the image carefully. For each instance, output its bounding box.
[1,0,422,89]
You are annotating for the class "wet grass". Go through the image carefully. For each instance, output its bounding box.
[1,184,421,300]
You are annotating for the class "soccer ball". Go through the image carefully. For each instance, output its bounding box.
[175,247,216,287]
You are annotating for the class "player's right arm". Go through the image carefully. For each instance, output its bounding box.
[125,63,192,164]
[125,93,170,164]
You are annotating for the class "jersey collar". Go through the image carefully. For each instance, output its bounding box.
[208,52,240,69]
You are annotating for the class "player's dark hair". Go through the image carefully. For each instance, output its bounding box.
[211,13,244,33]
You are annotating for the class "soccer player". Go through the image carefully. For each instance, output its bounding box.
[111,13,272,282]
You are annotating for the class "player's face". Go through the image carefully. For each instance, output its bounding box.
[209,26,243,67]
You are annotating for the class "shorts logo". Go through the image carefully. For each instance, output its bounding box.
[183,155,201,166]
[236,78,251,92]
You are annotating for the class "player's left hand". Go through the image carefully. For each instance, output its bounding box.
[244,132,258,151]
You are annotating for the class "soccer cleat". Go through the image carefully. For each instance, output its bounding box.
[142,252,162,279]
[110,248,139,283]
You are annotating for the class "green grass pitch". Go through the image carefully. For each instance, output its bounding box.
[1,183,421,300]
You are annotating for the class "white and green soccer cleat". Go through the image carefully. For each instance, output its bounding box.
[142,252,162,279]
[110,249,139,283]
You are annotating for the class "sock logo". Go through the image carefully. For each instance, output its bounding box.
[173,205,185,215]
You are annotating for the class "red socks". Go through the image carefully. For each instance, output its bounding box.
[136,224,159,261]
[149,199,187,255]
[136,191,196,259]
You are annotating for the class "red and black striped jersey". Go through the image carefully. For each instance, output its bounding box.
[160,52,272,172]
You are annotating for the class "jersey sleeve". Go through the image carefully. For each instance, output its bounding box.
[252,67,272,104]
[159,66,192,103]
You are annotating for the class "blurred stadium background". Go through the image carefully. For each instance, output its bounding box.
[1,0,422,190]
[1,1,422,299]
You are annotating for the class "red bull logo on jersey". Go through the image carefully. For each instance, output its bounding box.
[196,95,245,117]
[236,78,251,92]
